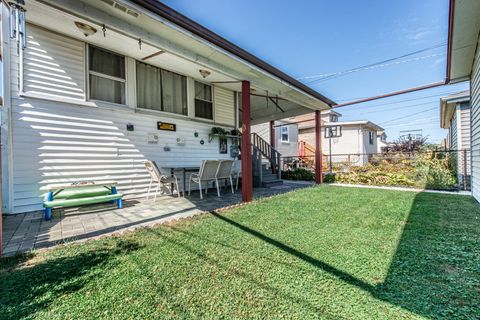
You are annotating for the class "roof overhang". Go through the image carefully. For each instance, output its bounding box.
[30,0,333,123]
[447,0,480,83]
[440,91,470,128]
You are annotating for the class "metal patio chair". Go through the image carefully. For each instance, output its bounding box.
[216,160,235,195]
[188,160,220,199]
[144,160,181,201]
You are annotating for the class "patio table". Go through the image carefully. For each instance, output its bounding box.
[163,166,200,195]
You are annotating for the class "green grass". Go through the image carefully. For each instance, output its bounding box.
[1,186,479,319]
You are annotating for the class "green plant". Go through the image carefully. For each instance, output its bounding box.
[282,168,315,181]
[230,129,241,136]
[211,127,227,136]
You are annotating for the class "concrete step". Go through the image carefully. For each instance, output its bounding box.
[261,179,284,188]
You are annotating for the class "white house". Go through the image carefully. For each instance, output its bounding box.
[446,0,480,201]
[294,111,384,165]
[440,91,471,188]
[0,0,335,214]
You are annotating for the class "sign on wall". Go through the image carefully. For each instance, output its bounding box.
[157,122,176,131]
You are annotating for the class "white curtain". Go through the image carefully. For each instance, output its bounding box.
[136,61,186,115]
[136,62,162,110]
[89,46,125,104]
[161,69,187,115]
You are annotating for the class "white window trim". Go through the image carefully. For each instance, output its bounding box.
[194,80,214,121]
[86,44,128,107]
[281,126,289,143]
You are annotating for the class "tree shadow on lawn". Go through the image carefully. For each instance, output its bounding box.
[209,191,480,319]
[0,238,142,320]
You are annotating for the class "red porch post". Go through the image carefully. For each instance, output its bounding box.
[270,120,276,174]
[241,80,253,202]
[315,110,323,184]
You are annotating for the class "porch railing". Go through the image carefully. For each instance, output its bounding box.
[251,133,281,180]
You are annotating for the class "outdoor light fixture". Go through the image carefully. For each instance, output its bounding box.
[74,22,97,37]
[199,69,211,78]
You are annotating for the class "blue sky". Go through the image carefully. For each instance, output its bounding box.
[162,0,468,143]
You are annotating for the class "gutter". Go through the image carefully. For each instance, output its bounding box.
[130,0,335,106]
[445,0,455,84]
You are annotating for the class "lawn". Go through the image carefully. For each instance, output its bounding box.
[1,186,479,319]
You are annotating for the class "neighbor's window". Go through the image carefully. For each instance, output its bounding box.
[369,131,375,145]
[330,114,338,122]
[88,46,126,104]
[194,81,213,120]
[136,61,187,115]
[281,126,289,142]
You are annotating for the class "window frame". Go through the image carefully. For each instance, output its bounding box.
[330,114,338,122]
[368,131,375,145]
[281,126,289,143]
[194,80,214,121]
[135,60,188,116]
[86,44,127,106]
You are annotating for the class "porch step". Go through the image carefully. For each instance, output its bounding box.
[261,179,284,188]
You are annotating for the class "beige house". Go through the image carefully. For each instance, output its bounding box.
[296,111,384,165]
[440,91,471,188]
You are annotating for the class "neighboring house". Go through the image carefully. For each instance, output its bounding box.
[440,91,471,189]
[0,0,334,213]
[295,111,384,165]
[377,131,388,152]
[446,0,480,201]
[251,120,299,157]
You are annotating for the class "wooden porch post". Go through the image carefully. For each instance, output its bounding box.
[315,110,323,184]
[241,81,253,202]
[270,120,276,174]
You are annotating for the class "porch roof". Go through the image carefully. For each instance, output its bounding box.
[447,0,480,82]
[33,0,334,122]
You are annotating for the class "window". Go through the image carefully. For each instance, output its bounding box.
[281,126,289,142]
[194,81,213,120]
[369,131,375,145]
[88,46,126,104]
[136,61,187,115]
[330,114,338,122]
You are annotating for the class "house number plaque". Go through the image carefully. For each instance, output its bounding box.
[157,122,176,131]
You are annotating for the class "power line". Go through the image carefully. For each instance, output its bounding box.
[297,42,446,84]
[308,53,444,85]
[379,107,438,125]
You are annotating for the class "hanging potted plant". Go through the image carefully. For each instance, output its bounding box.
[211,127,227,137]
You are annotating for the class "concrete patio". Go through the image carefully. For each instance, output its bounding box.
[2,181,313,256]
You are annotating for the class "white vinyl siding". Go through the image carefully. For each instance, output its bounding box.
[7,27,235,214]
[470,35,480,201]
[450,112,458,149]
[460,104,471,149]
[213,86,235,126]
[23,24,85,101]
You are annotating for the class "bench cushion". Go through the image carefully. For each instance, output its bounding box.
[44,193,123,208]
[52,187,113,200]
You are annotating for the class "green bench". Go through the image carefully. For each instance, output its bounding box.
[44,181,123,220]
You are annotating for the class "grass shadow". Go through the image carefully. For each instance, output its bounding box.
[373,192,480,319]
[0,238,142,320]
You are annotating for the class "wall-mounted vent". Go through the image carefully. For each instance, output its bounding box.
[99,0,140,18]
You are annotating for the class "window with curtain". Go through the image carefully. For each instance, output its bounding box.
[88,46,126,104]
[136,61,187,115]
[194,81,213,120]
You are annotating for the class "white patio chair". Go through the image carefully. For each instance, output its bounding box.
[216,160,235,195]
[188,160,220,199]
[231,160,242,190]
[144,160,181,201]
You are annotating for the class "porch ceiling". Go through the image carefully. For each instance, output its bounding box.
[32,0,332,115]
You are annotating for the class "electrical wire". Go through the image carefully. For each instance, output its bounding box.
[297,43,446,84]
[379,107,438,125]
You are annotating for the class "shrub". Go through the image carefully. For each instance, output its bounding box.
[282,168,315,181]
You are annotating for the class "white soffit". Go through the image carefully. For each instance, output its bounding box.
[450,0,480,80]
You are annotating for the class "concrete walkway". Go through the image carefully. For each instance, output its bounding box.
[330,183,472,196]
[2,181,313,256]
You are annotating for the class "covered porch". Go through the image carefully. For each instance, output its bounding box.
[1,181,312,256]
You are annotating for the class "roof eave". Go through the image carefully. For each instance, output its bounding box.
[130,0,335,106]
